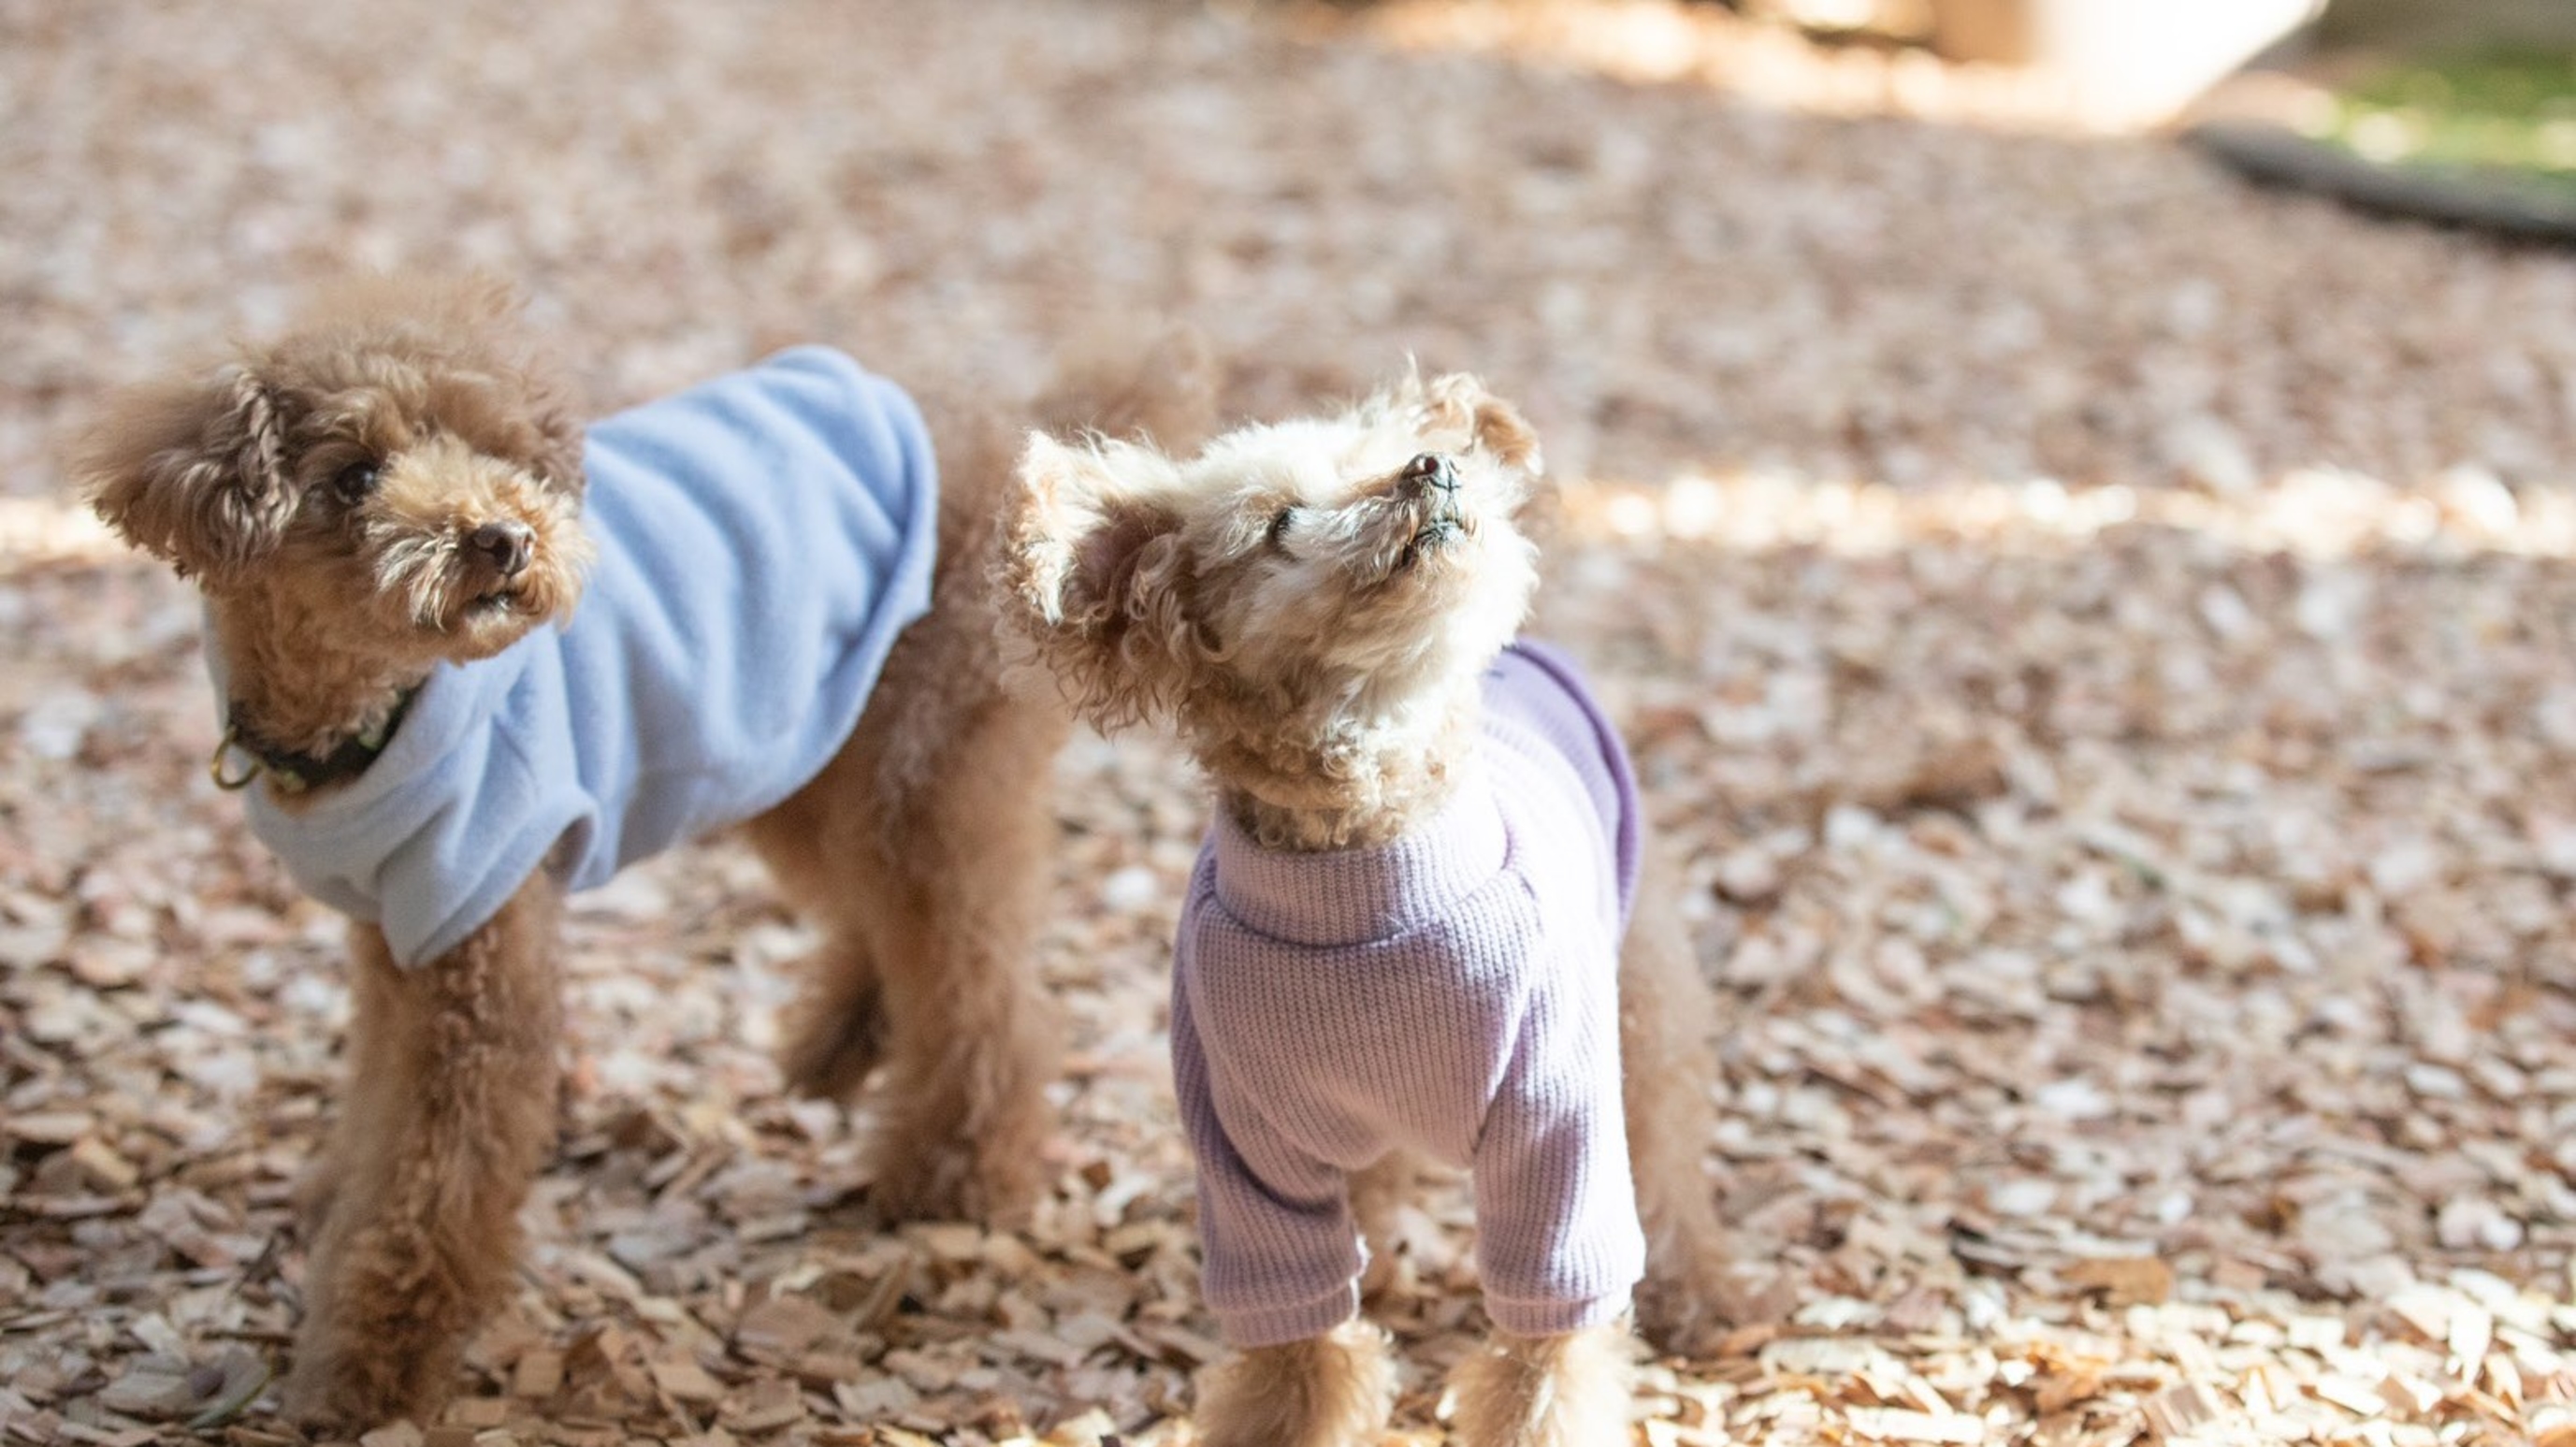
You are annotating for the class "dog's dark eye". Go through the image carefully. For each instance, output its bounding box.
[1266,506,1297,553]
[332,462,381,504]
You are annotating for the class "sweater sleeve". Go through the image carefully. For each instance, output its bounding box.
[1172,976,1368,1348]
[1468,923,1645,1338]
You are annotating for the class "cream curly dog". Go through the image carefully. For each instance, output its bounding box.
[73,275,1208,1428]
[1001,373,1734,1447]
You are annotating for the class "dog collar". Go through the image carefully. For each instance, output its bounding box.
[210,690,417,795]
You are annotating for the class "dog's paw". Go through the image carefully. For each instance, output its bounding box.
[1197,1322,1395,1447]
[864,1127,1043,1226]
[864,1158,977,1224]
[285,1212,492,1432]
[281,1334,439,1436]
[857,1047,1053,1224]
[1450,1326,1633,1447]
[1632,1278,1726,1360]
[1635,1252,1791,1359]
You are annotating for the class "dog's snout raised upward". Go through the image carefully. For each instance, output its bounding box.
[1400,453,1457,497]
[469,520,534,579]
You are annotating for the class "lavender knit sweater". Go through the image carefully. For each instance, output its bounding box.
[1172,641,1646,1347]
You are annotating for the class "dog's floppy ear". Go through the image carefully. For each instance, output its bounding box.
[1002,430,1198,730]
[74,363,297,583]
[1414,371,1542,477]
[1382,370,1552,539]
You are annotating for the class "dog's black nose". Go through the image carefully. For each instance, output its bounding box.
[1402,453,1457,495]
[469,521,534,579]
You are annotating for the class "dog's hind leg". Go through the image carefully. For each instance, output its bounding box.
[750,579,1069,1223]
[753,337,1208,1222]
[753,784,891,1103]
[773,941,888,1103]
[854,665,1067,1223]
[284,878,564,1429]
[1351,1151,1420,1303]
[1618,835,1737,1357]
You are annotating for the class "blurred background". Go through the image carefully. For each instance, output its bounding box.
[5,2,2576,1444]
[7,0,2576,497]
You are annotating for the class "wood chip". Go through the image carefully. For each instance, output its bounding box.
[510,1350,563,1399]
[647,1353,726,1404]
[735,1295,839,1359]
[2141,1382,2234,1440]
[2062,1257,2173,1308]
[1845,1407,1987,1444]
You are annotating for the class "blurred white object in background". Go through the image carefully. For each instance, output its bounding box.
[1929,0,2329,122]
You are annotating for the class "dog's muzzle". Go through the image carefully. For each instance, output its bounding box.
[1393,459,1468,574]
[469,521,534,580]
[1400,453,1457,501]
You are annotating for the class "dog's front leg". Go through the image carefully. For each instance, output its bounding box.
[286,876,564,1429]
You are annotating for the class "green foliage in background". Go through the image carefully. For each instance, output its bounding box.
[2312,49,2576,194]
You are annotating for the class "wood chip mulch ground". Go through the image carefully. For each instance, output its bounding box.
[5,3,2576,1445]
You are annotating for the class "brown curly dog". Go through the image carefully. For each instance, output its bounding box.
[72,274,1209,1429]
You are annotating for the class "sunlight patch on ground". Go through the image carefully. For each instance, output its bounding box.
[7,470,2561,580]
[1562,464,2569,559]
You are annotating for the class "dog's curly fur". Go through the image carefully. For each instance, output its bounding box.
[1450,1328,1637,1447]
[73,276,1211,1429]
[1192,1320,1398,1447]
[999,373,1736,1447]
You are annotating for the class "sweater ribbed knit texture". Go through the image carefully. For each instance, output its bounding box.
[217,347,939,966]
[1172,641,1646,1347]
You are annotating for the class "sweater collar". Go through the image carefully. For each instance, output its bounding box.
[1207,768,1508,948]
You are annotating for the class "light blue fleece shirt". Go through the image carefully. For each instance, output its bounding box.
[216,347,938,967]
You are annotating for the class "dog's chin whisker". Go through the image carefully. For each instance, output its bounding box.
[391,571,453,630]
[372,533,475,632]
